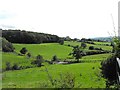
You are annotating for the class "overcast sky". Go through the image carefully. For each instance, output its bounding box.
[0,0,119,39]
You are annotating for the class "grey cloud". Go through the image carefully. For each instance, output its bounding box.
[0,24,16,29]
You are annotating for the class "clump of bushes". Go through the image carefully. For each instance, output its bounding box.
[6,62,20,71]
[89,46,94,50]
[100,55,117,87]
[2,37,14,52]
[58,39,64,45]
[51,55,59,62]
[20,47,28,55]
[86,50,109,55]
[6,62,11,70]
[86,41,95,44]
[80,42,87,49]
[31,55,44,67]
[100,37,120,87]
[94,47,102,50]
[89,46,103,50]
[27,52,31,58]
[12,63,20,70]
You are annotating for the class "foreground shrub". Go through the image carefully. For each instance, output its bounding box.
[44,67,76,88]
[100,37,120,87]
[100,54,117,87]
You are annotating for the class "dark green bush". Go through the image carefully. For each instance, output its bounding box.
[81,42,87,49]
[100,55,117,86]
[89,46,94,50]
[100,37,120,87]
[2,37,14,52]
[32,55,44,67]
[6,62,11,70]
[12,63,20,70]
[58,39,64,45]
[27,52,31,58]
[20,47,28,55]
[51,55,59,62]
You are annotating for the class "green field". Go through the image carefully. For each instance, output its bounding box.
[2,63,106,88]
[2,41,112,88]
[14,43,72,60]
[93,41,111,45]
[81,53,111,61]
[64,41,112,51]
[2,52,34,70]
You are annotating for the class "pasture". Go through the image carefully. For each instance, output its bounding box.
[2,41,112,88]
[13,43,72,60]
[64,41,112,51]
[2,62,106,88]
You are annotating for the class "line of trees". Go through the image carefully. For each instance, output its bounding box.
[2,29,60,44]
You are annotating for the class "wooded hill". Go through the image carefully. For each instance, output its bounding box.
[2,29,60,44]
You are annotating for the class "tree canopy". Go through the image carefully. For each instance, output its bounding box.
[2,29,60,44]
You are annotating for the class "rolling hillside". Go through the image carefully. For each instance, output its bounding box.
[2,41,112,88]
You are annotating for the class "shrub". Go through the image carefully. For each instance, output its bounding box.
[27,52,31,58]
[2,37,14,52]
[32,55,44,67]
[68,44,71,47]
[12,63,20,70]
[94,47,102,50]
[100,37,120,87]
[100,55,117,86]
[51,55,58,62]
[89,46,94,50]
[81,42,87,49]
[6,62,11,70]
[20,47,28,55]
[70,45,83,62]
[45,67,76,88]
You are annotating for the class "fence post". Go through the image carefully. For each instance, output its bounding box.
[118,1,120,37]
[116,58,120,85]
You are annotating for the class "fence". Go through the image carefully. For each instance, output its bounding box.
[116,58,120,84]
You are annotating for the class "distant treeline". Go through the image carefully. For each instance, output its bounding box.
[2,29,60,44]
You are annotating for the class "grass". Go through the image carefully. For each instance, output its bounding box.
[2,43,72,70]
[2,41,112,88]
[2,62,106,88]
[2,52,34,70]
[13,43,72,60]
[64,41,112,51]
[93,41,111,45]
[81,53,111,61]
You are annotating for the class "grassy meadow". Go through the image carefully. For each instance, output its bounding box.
[2,41,112,88]
[2,62,106,88]
[14,43,72,60]
[64,41,112,51]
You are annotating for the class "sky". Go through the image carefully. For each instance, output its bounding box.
[0,0,119,39]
